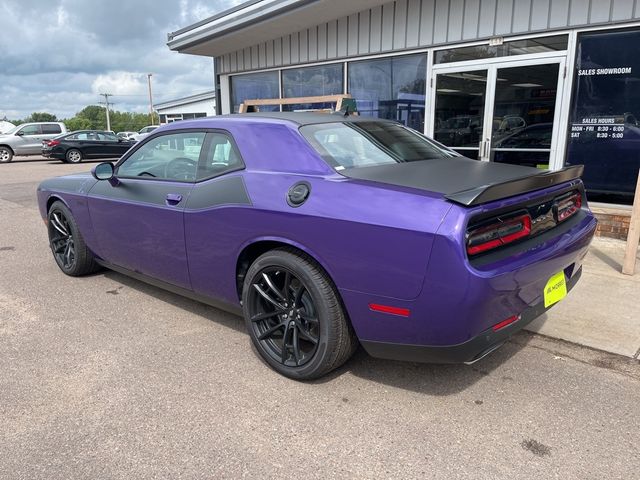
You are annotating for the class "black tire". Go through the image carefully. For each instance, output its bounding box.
[242,248,357,380]
[0,146,13,163]
[47,201,100,276]
[65,149,82,163]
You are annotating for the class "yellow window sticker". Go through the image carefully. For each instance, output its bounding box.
[544,271,567,308]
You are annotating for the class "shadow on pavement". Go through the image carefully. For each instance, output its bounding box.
[105,268,531,395]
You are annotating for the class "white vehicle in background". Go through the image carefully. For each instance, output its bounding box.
[131,125,158,142]
[116,131,137,140]
[0,120,15,134]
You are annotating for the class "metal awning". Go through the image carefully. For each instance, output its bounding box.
[168,0,389,57]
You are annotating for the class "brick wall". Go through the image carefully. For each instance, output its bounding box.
[591,207,632,240]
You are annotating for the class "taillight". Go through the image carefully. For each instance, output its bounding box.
[47,140,60,147]
[467,213,532,256]
[555,191,582,222]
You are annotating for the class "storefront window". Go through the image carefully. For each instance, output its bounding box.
[230,71,279,113]
[348,54,427,132]
[567,28,640,204]
[282,64,343,111]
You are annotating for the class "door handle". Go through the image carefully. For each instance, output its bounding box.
[165,193,183,205]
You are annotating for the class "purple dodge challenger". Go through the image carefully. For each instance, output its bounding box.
[37,113,596,379]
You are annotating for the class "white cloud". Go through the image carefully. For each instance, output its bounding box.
[92,72,146,96]
[0,0,242,119]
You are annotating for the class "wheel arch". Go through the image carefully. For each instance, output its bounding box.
[0,144,15,153]
[46,194,71,214]
[235,237,339,302]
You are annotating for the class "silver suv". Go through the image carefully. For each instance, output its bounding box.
[0,122,67,163]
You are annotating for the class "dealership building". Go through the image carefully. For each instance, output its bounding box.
[155,90,217,125]
[168,0,640,213]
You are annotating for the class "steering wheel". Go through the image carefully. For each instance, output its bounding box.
[164,157,197,181]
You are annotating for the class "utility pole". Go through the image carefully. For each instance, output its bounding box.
[147,73,155,125]
[99,93,113,131]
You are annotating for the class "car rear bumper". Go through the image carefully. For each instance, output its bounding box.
[361,266,581,364]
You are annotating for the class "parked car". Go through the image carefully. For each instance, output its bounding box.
[37,113,596,380]
[131,125,158,142]
[41,130,135,163]
[116,131,137,140]
[0,122,67,162]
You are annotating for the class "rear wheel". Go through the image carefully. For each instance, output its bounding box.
[65,149,82,163]
[0,146,13,163]
[48,201,100,276]
[242,248,357,380]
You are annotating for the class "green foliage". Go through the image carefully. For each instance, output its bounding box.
[62,106,155,133]
[65,117,93,131]
[24,112,58,122]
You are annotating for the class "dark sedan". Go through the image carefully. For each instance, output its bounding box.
[42,130,135,163]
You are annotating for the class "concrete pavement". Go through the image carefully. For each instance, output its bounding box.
[527,231,640,359]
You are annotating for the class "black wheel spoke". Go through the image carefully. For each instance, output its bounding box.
[296,322,319,345]
[50,213,69,236]
[281,323,292,364]
[258,322,286,341]
[282,271,292,302]
[293,284,306,307]
[292,326,301,364]
[252,283,284,309]
[299,312,318,324]
[250,310,284,322]
[262,272,286,302]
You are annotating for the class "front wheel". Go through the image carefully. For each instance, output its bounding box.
[48,201,100,276]
[65,149,82,163]
[0,146,13,163]
[242,248,357,380]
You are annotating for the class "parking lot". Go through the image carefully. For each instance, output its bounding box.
[1,157,639,479]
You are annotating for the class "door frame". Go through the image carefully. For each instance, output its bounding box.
[428,52,567,169]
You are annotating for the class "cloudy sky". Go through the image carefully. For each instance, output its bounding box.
[0,0,244,120]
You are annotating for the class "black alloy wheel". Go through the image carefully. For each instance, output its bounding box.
[47,201,100,276]
[243,248,357,380]
[248,267,320,367]
[49,208,76,271]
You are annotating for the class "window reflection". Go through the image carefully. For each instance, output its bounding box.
[230,72,279,113]
[348,54,427,132]
[282,64,343,111]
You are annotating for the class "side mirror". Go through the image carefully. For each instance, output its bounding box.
[92,162,115,181]
[15,131,24,136]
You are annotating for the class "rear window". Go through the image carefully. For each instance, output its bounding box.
[42,124,62,134]
[300,121,454,170]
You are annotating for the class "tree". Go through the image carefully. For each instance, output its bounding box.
[24,112,58,122]
[65,117,93,132]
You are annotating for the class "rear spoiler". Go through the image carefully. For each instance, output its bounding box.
[445,165,584,207]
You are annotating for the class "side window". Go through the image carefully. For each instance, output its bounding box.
[18,125,41,136]
[98,132,117,141]
[196,132,243,181]
[42,124,62,134]
[118,132,205,182]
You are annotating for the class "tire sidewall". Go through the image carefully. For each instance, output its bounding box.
[242,251,337,380]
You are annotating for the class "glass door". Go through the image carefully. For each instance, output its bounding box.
[489,62,562,168]
[430,56,566,167]
[432,69,488,159]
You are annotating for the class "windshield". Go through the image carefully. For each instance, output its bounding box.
[300,121,455,170]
